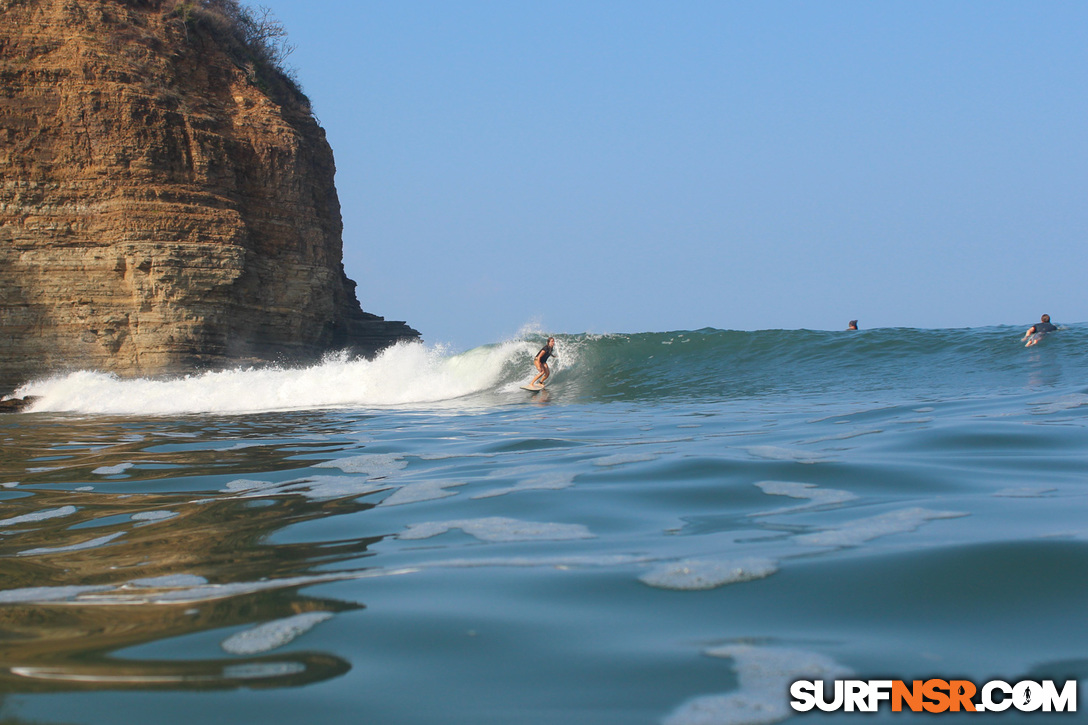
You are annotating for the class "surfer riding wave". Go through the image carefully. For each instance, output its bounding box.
[530,337,556,388]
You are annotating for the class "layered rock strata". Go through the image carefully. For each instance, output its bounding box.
[0,0,419,390]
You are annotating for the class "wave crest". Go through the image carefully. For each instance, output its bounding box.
[13,325,1086,415]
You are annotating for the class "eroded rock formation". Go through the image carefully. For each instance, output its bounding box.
[0,0,419,390]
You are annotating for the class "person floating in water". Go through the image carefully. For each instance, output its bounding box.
[531,337,556,388]
[1024,314,1057,337]
[1022,314,1058,346]
[847,320,858,330]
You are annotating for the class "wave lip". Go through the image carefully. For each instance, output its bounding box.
[15,339,535,416]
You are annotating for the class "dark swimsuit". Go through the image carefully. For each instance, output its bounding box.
[1034,322,1057,334]
[537,346,552,365]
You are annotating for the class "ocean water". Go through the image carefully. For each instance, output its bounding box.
[2,326,1087,724]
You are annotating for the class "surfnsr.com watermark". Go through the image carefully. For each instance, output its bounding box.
[790,679,1077,714]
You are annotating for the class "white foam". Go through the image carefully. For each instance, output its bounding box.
[128,574,209,588]
[0,505,78,527]
[79,568,415,605]
[751,481,857,516]
[14,340,535,415]
[420,554,651,569]
[745,446,825,464]
[639,557,779,591]
[284,476,393,500]
[131,510,178,523]
[145,571,412,603]
[18,531,125,556]
[224,476,390,501]
[220,441,269,451]
[92,463,134,476]
[593,452,661,467]
[399,517,595,543]
[224,479,275,493]
[315,453,407,477]
[664,644,851,725]
[0,585,114,604]
[793,507,968,548]
[220,612,334,655]
[471,472,576,499]
[380,480,465,506]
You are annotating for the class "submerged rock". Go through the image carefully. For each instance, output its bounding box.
[0,0,419,390]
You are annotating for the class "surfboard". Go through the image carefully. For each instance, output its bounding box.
[1025,332,1046,347]
[520,384,544,392]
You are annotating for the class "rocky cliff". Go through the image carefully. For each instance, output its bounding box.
[0,0,419,390]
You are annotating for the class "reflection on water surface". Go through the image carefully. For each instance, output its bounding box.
[0,413,385,693]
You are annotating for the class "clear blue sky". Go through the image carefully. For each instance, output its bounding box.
[263,0,1087,351]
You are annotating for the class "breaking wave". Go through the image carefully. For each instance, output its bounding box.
[11,325,1087,415]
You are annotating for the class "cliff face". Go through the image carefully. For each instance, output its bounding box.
[0,0,419,389]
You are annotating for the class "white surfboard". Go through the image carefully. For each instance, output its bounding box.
[520,384,544,392]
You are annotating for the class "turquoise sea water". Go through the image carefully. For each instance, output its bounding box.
[2,326,1087,724]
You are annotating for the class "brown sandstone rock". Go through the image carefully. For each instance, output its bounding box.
[0,0,419,390]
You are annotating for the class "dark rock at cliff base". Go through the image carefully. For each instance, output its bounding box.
[0,396,40,414]
[0,0,420,390]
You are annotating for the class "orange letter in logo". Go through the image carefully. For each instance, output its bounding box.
[948,680,977,712]
[923,679,951,713]
[892,680,923,712]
